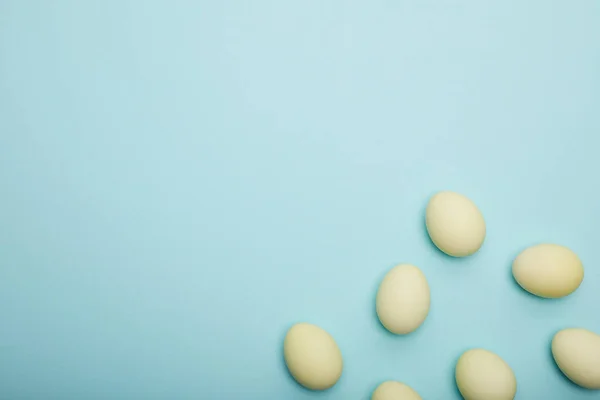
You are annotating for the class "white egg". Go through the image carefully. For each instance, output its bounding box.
[512,244,583,298]
[371,381,422,400]
[425,191,486,257]
[552,328,600,389]
[455,349,517,400]
[376,264,430,335]
[283,323,343,390]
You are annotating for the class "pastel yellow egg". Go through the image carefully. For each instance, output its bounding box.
[552,328,600,389]
[371,381,422,400]
[376,264,430,334]
[455,349,517,400]
[283,323,343,390]
[512,244,583,298]
[425,191,486,257]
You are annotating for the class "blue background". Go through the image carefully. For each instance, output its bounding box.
[1,1,599,399]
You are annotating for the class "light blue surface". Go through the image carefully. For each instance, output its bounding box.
[1,1,599,399]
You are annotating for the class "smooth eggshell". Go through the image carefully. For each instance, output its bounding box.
[283,323,343,390]
[425,191,486,257]
[455,348,517,400]
[512,244,583,298]
[372,381,422,400]
[552,328,600,389]
[376,264,430,335]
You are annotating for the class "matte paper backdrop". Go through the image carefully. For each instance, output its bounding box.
[1,1,599,399]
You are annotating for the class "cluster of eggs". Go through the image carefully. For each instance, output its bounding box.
[282,191,600,399]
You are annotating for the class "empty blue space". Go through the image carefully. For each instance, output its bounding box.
[1,1,599,398]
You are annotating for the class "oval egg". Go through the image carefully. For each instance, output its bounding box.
[425,191,486,257]
[552,328,600,389]
[372,381,422,400]
[376,264,430,335]
[455,348,517,400]
[283,323,343,390]
[512,244,583,298]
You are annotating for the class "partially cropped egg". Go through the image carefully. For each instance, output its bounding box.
[371,381,422,400]
[455,348,517,400]
[552,328,600,389]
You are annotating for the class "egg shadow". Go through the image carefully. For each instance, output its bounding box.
[449,352,463,399]
[371,266,401,338]
[278,325,342,397]
[505,249,538,301]
[361,382,380,400]
[545,331,591,392]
